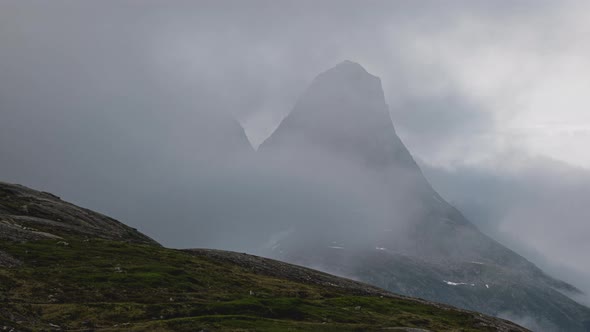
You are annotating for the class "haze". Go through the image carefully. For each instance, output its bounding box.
[1,0,589,306]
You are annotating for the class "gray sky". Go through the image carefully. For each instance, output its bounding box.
[1,0,590,299]
[2,1,589,166]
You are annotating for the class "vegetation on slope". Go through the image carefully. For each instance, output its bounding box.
[0,237,528,331]
[0,181,528,331]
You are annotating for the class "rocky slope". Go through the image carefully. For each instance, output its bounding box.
[0,182,528,331]
[0,181,157,246]
[259,61,590,331]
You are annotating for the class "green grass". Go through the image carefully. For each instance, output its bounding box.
[0,238,497,331]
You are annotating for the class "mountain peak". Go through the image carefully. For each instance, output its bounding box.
[328,60,370,74]
[260,61,416,170]
[338,59,360,66]
[314,60,379,88]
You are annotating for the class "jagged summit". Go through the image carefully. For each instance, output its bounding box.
[335,59,364,67]
[322,60,374,77]
[260,61,416,170]
[298,60,386,118]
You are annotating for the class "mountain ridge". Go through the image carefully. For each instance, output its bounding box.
[259,61,590,331]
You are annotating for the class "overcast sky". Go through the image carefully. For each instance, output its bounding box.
[4,1,590,167]
[1,0,590,299]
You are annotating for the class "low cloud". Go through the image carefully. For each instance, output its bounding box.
[422,156,590,302]
[1,0,590,310]
[498,312,560,332]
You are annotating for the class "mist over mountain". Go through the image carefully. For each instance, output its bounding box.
[2,1,589,293]
[422,157,590,306]
[2,2,590,330]
[2,35,589,327]
[259,62,590,331]
[0,80,256,248]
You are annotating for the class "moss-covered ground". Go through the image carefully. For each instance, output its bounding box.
[0,238,501,331]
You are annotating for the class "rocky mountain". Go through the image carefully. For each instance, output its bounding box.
[259,61,590,331]
[0,182,528,331]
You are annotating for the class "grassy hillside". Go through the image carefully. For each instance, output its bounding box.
[0,181,528,331]
[0,237,528,331]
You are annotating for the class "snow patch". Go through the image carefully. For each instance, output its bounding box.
[444,280,475,287]
[265,228,292,250]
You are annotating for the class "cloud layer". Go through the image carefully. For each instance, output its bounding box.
[1,0,590,305]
